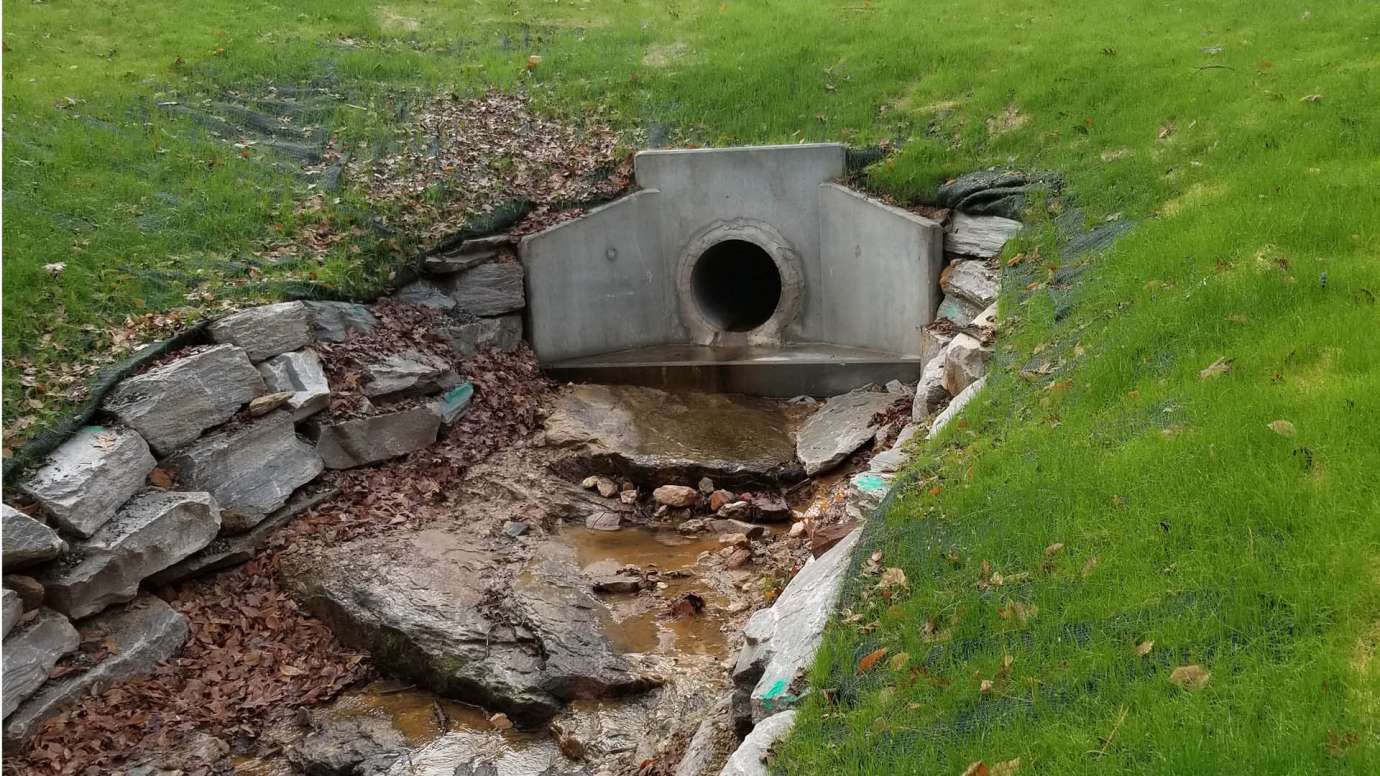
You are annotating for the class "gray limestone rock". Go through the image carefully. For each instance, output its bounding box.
[912,345,952,422]
[451,261,525,317]
[943,332,992,396]
[145,486,337,587]
[944,212,1023,258]
[734,529,860,722]
[2,505,66,568]
[103,345,267,456]
[258,349,331,421]
[282,529,656,728]
[928,376,987,439]
[286,712,405,776]
[303,301,377,343]
[310,407,441,469]
[164,412,324,533]
[208,301,312,362]
[920,325,955,366]
[2,608,78,719]
[422,235,511,275]
[794,391,897,476]
[719,710,797,776]
[437,315,523,357]
[545,385,803,489]
[3,596,189,745]
[362,350,459,400]
[942,260,999,308]
[20,426,155,538]
[2,590,20,639]
[40,491,221,619]
[935,293,984,327]
[394,278,456,310]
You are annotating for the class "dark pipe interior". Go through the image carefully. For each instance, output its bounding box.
[690,240,782,332]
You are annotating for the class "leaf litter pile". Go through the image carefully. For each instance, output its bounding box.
[8,303,553,776]
[325,89,632,246]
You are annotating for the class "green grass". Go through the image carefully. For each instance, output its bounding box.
[5,1,1380,771]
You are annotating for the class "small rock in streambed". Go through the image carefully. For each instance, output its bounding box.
[724,548,753,569]
[585,512,623,531]
[698,477,716,494]
[592,574,644,594]
[707,519,764,540]
[678,518,708,535]
[717,501,753,521]
[747,494,791,523]
[581,475,620,498]
[619,489,638,505]
[502,521,529,539]
[718,533,751,548]
[788,521,807,538]
[708,489,736,513]
[653,484,699,508]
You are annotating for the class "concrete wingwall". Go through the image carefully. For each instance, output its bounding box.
[816,183,943,356]
[520,190,673,361]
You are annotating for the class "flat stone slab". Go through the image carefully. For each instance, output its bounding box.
[41,491,221,619]
[20,426,156,538]
[208,301,312,362]
[3,595,189,746]
[103,345,266,456]
[2,590,21,640]
[733,528,860,722]
[943,332,992,396]
[942,259,999,308]
[794,390,897,476]
[437,315,523,357]
[944,212,1023,258]
[450,261,525,317]
[928,376,987,439]
[282,528,655,727]
[2,505,65,569]
[258,349,331,421]
[164,412,324,533]
[544,384,804,488]
[310,406,441,469]
[2,608,78,720]
[362,350,459,400]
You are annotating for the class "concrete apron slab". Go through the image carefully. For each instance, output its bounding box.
[521,144,941,397]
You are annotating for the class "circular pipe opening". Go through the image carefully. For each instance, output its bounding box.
[689,240,783,333]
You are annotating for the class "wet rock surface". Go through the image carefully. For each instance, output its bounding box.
[545,384,804,488]
[164,411,324,533]
[286,712,406,775]
[282,527,656,727]
[40,491,220,619]
[3,596,189,746]
[102,344,266,456]
[20,426,156,539]
[794,390,896,476]
[2,505,66,569]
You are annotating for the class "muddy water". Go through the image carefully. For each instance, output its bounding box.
[561,525,733,657]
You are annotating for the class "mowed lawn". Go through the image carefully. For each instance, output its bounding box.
[5,1,1380,772]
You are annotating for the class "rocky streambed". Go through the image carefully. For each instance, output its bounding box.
[219,381,899,776]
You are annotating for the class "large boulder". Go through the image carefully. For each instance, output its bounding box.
[2,608,78,719]
[451,261,525,317]
[3,596,189,745]
[258,349,332,421]
[282,529,656,727]
[437,315,523,357]
[794,391,897,476]
[733,528,860,722]
[941,260,999,308]
[303,301,377,343]
[208,301,312,362]
[2,505,65,569]
[164,412,324,533]
[20,426,156,538]
[103,345,266,456]
[545,385,803,488]
[944,213,1022,258]
[943,332,993,396]
[361,350,459,400]
[310,407,441,469]
[40,491,221,619]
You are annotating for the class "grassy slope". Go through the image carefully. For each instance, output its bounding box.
[4,0,1379,771]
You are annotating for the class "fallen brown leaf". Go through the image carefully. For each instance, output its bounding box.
[1169,664,1211,689]
[857,647,889,674]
